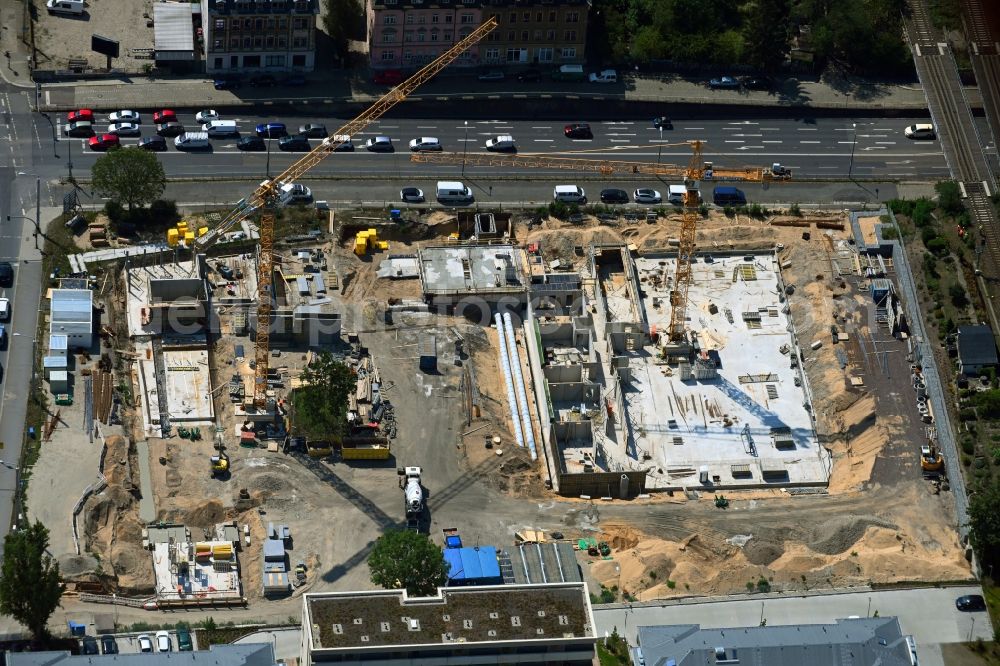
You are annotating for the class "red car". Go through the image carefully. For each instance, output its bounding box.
[373,69,404,86]
[153,109,177,124]
[67,108,94,123]
[88,133,121,151]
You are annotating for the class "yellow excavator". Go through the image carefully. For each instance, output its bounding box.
[211,439,230,478]
[921,444,943,472]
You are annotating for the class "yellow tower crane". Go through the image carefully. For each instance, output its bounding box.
[411,142,791,343]
[193,18,498,410]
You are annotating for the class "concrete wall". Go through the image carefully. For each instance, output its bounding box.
[557,470,646,499]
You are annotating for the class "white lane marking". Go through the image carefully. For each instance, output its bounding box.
[533,139,554,142]
[416,126,437,129]
[531,126,552,129]
[797,128,818,131]
[609,139,631,143]
[762,140,782,144]
[800,140,821,144]
[682,127,705,130]
[724,140,745,143]
[875,141,896,145]
[838,141,857,144]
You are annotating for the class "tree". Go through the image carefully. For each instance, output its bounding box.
[91,147,166,213]
[368,530,449,596]
[0,521,66,639]
[742,0,791,71]
[323,0,365,65]
[935,181,964,216]
[968,478,1000,569]
[291,351,356,441]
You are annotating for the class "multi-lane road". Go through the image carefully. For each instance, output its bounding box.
[48,111,953,182]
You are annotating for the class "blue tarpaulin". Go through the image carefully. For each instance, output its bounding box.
[444,546,502,586]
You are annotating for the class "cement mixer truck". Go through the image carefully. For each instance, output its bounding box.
[398,466,424,530]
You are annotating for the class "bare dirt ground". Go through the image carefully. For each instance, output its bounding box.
[40,207,973,631]
[33,0,154,71]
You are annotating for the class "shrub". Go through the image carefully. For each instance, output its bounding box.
[149,199,180,227]
[698,203,709,217]
[949,283,969,308]
[935,181,964,216]
[666,579,676,589]
[723,206,736,218]
[926,237,949,255]
[788,203,802,217]
[756,577,771,593]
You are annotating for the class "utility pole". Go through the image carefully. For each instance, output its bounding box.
[462,121,469,177]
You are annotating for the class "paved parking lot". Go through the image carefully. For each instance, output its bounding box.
[78,630,195,654]
[33,0,153,71]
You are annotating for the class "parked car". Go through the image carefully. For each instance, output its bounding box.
[155,630,171,652]
[409,137,442,152]
[109,109,141,123]
[213,76,242,90]
[600,188,629,204]
[256,122,287,138]
[741,75,773,90]
[250,74,277,87]
[329,134,354,151]
[400,187,425,203]
[299,123,328,138]
[137,136,167,151]
[107,122,141,137]
[709,76,740,89]
[904,123,936,140]
[137,634,153,653]
[237,136,266,151]
[0,262,13,287]
[153,109,177,124]
[100,635,119,655]
[589,69,618,83]
[956,595,986,611]
[652,116,673,130]
[81,637,99,655]
[279,183,313,205]
[278,134,310,151]
[516,68,541,82]
[156,121,185,137]
[176,627,193,652]
[88,134,120,151]
[477,69,505,82]
[67,108,93,123]
[485,135,516,152]
[365,136,394,152]
[64,121,95,137]
[634,188,662,204]
[373,69,404,85]
[195,109,220,123]
[563,123,593,139]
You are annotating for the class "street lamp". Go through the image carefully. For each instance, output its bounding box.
[657,126,664,166]
[9,173,41,250]
[848,122,858,180]
[462,121,469,177]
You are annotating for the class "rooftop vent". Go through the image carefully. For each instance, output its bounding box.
[511,616,521,627]
[558,615,570,625]
[442,614,450,621]
[408,618,421,632]
[489,612,499,619]
[353,618,363,625]
[536,628,545,635]
[487,630,497,637]
[537,610,546,617]
[380,622,391,632]
[331,624,343,635]
[463,619,473,629]
[360,635,370,643]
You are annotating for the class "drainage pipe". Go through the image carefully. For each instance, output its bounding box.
[503,312,538,461]
[494,312,525,450]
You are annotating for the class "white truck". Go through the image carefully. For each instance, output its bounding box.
[0,298,9,322]
[174,131,210,150]
[399,466,424,530]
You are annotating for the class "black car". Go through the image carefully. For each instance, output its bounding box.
[137,136,167,151]
[653,116,673,130]
[279,134,310,151]
[156,122,185,137]
[213,76,242,90]
[741,75,773,91]
[299,123,328,138]
[100,635,119,654]
[81,637,99,655]
[0,262,13,287]
[237,136,266,151]
[250,74,277,87]
[956,594,987,611]
[600,188,629,204]
[564,123,593,139]
[517,68,541,82]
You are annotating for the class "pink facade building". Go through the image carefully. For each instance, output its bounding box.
[368,0,484,70]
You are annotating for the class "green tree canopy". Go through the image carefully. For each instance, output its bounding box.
[324,0,365,65]
[91,147,166,212]
[368,530,449,596]
[742,0,791,72]
[968,478,1000,569]
[0,521,66,639]
[291,351,356,441]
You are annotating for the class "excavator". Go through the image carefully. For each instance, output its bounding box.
[920,443,944,472]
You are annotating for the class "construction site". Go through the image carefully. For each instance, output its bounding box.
[24,18,974,624]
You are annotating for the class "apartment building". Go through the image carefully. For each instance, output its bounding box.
[202,0,321,74]
[368,0,589,70]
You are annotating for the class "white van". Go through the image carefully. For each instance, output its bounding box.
[47,0,84,15]
[667,185,700,205]
[436,181,474,205]
[553,184,586,204]
[203,120,239,137]
[174,131,210,150]
[328,134,353,152]
[485,135,516,151]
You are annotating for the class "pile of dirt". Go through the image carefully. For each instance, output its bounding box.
[808,515,897,555]
[59,554,100,578]
[165,499,229,529]
[743,538,785,566]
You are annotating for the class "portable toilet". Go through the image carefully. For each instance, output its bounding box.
[167,229,179,246]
